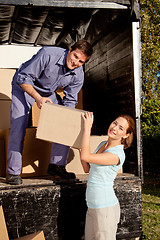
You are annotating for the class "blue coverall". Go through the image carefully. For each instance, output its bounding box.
[7,46,84,175]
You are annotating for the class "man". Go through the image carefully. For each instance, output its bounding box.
[6,39,93,185]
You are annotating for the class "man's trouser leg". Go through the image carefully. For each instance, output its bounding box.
[50,143,70,166]
[7,88,34,175]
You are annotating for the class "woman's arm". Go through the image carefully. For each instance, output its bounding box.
[80,112,93,163]
[79,149,90,173]
[80,112,120,166]
[81,151,120,165]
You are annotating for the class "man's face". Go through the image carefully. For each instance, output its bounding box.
[66,47,88,70]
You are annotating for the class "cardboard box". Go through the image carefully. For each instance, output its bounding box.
[66,135,108,174]
[0,205,9,240]
[0,68,15,100]
[32,89,83,127]
[15,231,45,240]
[21,128,52,177]
[36,103,88,149]
[0,138,6,176]
[3,129,121,178]
[0,205,45,240]
[4,128,52,177]
[32,102,40,127]
[0,100,11,129]
[4,129,106,177]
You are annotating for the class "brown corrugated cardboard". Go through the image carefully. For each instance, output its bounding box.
[0,139,6,176]
[21,128,52,177]
[66,147,84,174]
[0,130,7,176]
[32,89,83,127]
[0,68,15,100]
[32,102,40,127]
[0,100,11,129]
[3,129,121,178]
[0,205,45,240]
[0,205,9,240]
[15,231,45,240]
[4,128,52,177]
[36,102,88,149]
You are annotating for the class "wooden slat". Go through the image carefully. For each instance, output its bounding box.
[108,55,131,72]
[108,45,132,65]
[0,0,129,9]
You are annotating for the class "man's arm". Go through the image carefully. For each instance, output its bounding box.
[62,76,84,108]
[20,84,52,109]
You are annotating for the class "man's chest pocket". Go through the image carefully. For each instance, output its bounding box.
[58,74,73,88]
[41,70,59,88]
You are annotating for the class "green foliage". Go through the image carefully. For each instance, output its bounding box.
[138,3,160,237]
[140,0,160,100]
[141,99,160,173]
[142,99,160,137]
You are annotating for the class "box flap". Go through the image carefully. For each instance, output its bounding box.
[0,205,9,240]
[15,231,45,240]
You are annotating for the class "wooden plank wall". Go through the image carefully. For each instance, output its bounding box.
[84,11,134,135]
[84,11,137,174]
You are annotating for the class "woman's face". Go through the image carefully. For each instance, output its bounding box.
[107,117,129,141]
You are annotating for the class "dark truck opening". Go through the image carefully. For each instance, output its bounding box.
[0,1,142,179]
[82,9,138,176]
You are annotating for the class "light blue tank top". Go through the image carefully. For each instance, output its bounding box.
[86,141,125,209]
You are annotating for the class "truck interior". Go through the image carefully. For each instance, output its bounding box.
[0,0,142,177]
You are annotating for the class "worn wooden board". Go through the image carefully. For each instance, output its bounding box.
[0,174,142,240]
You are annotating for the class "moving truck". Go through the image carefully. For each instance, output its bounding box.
[0,1,143,239]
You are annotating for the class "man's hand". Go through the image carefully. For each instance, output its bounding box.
[36,97,53,109]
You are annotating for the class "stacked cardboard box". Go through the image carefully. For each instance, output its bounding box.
[0,69,122,177]
[2,101,122,177]
[0,69,86,177]
[32,88,83,127]
[0,69,14,176]
[4,128,52,177]
[0,205,45,239]
[0,69,14,130]
[36,103,122,174]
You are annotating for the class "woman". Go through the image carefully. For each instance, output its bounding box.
[80,112,135,240]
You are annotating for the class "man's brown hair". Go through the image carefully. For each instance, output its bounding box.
[71,39,93,59]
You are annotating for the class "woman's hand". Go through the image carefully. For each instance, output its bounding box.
[82,112,94,132]
[80,112,93,166]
